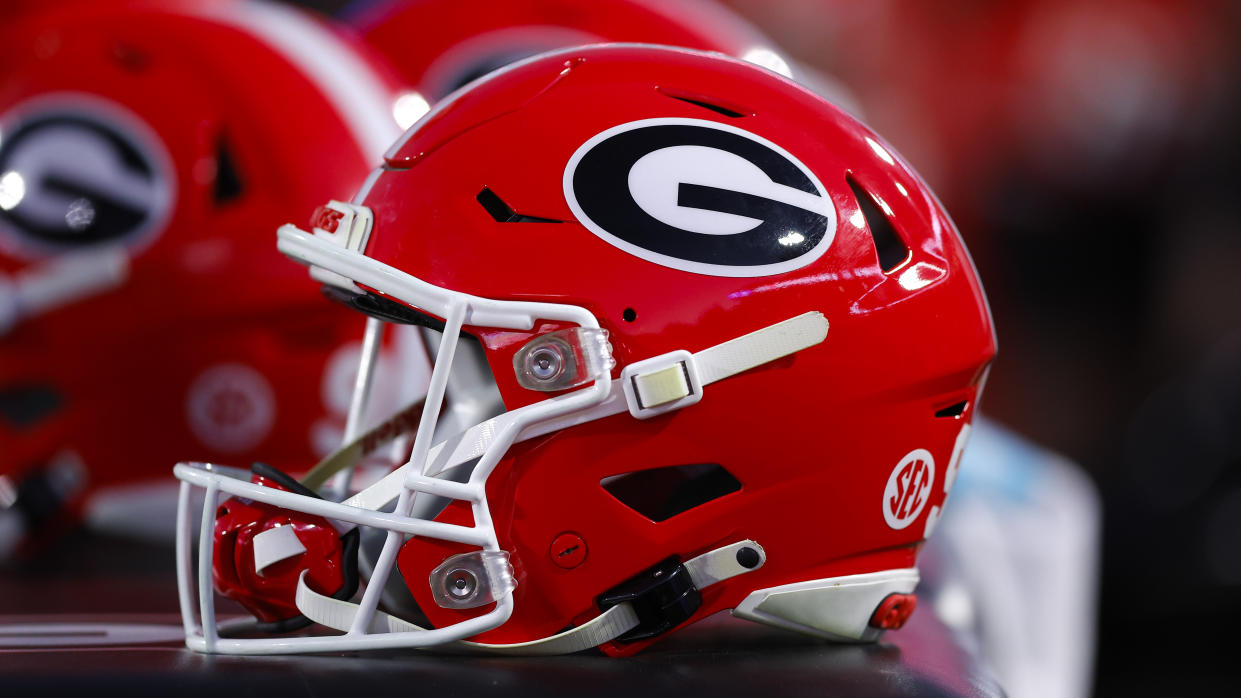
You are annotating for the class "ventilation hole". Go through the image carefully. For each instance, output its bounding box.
[667,95,745,118]
[935,400,969,418]
[476,187,562,223]
[622,308,637,323]
[601,464,741,522]
[216,506,229,519]
[846,174,909,273]
[0,383,63,428]
[658,87,749,118]
[213,137,244,205]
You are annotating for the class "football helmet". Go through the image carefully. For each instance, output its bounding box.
[0,0,417,558]
[175,44,995,656]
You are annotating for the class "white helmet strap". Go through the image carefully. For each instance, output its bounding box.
[292,539,766,654]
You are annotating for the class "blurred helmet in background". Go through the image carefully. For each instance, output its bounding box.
[0,0,420,559]
[344,0,860,121]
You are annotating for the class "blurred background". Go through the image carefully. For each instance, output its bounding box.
[707,1,1241,695]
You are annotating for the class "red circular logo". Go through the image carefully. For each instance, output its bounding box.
[883,449,935,530]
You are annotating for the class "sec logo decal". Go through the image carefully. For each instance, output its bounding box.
[186,363,276,454]
[563,118,836,277]
[883,448,935,530]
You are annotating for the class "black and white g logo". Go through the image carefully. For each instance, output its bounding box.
[563,117,836,277]
[0,98,173,257]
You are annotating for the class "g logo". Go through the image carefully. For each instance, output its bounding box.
[564,117,835,277]
[0,97,173,257]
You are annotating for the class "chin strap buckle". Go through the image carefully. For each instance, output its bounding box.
[618,311,829,421]
[596,540,768,644]
[596,556,702,643]
[621,350,703,419]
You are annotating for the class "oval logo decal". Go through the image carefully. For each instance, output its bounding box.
[0,97,173,257]
[883,448,935,530]
[563,118,835,277]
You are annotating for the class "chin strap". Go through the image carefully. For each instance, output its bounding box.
[344,311,829,513]
[294,539,765,655]
[299,398,426,493]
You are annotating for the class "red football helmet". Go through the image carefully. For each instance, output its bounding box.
[176,44,994,656]
[347,0,859,120]
[0,0,421,558]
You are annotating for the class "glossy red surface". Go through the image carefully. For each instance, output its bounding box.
[212,474,348,625]
[368,45,995,653]
[0,0,398,543]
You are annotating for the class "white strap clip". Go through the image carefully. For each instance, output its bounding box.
[621,350,703,419]
[618,311,828,420]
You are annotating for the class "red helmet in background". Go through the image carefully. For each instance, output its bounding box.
[176,45,994,656]
[0,0,419,558]
[346,0,859,120]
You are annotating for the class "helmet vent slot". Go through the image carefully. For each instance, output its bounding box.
[846,174,910,273]
[601,463,741,522]
[476,187,562,223]
[658,87,748,118]
[934,400,969,418]
[212,136,244,206]
[0,383,63,428]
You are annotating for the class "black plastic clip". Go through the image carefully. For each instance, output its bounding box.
[596,555,702,643]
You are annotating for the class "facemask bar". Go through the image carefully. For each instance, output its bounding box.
[328,315,385,498]
[174,224,614,654]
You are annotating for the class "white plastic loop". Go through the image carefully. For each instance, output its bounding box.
[252,525,306,577]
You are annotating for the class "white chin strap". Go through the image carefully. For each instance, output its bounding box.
[294,540,766,655]
[344,311,829,512]
[288,312,823,653]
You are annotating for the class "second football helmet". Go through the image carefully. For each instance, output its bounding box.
[0,0,418,558]
[348,0,859,116]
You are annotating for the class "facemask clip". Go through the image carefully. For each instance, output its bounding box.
[429,550,516,610]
